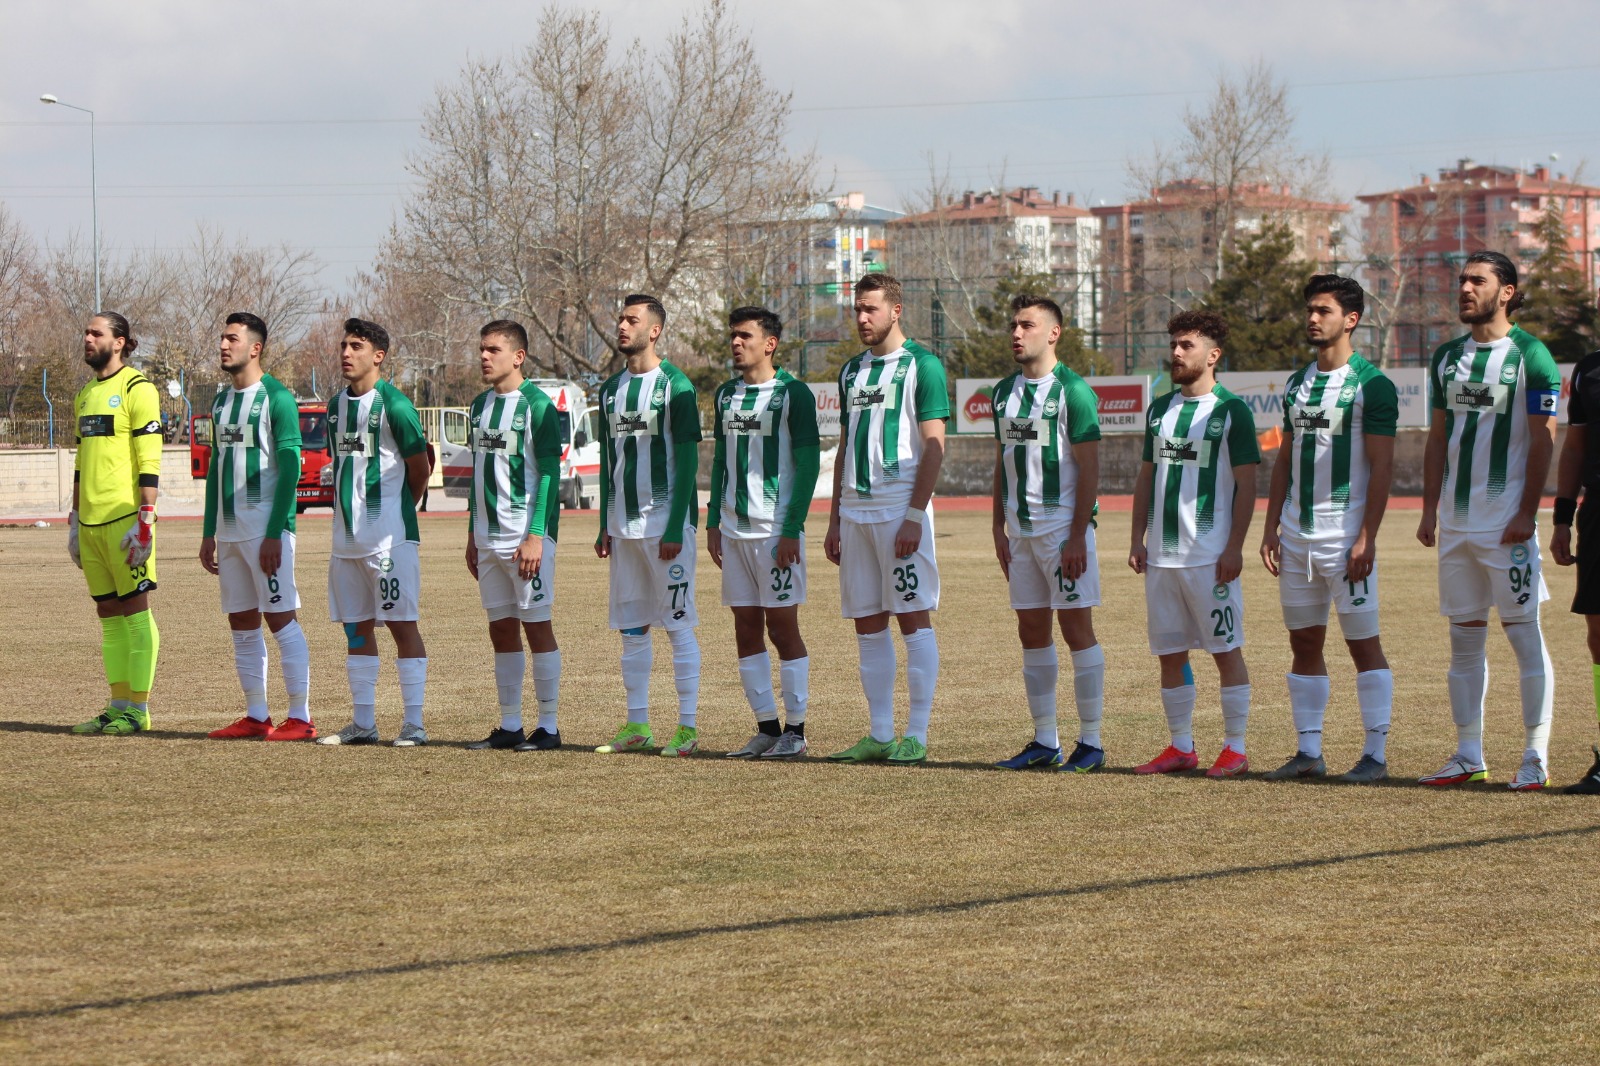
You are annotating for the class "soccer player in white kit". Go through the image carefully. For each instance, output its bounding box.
[201,312,316,741]
[1416,251,1560,790]
[1259,275,1398,783]
[824,273,951,766]
[463,320,564,753]
[707,307,821,760]
[316,318,434,747]
[990,295,1108,773]
[593,295,705,757]
[1129,310,1260,778]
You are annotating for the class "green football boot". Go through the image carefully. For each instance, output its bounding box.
[659,725,700,758]
[825,735,895,763]
[73,707,117,734]
[596,722,655,754]
[886,735,927,765]
[102,706,151,735]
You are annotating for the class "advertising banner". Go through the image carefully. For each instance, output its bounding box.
[955,375,1153,435]
[1215,367,1430,428]
[811,382,840,436]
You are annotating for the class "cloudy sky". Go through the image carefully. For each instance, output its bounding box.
[3,0,1596,289]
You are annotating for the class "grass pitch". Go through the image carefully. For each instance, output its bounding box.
[2,509,1598,1064]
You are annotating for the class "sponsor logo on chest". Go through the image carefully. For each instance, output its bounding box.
[849,383,899,412]
[611,408,659,437]
[78,414,115,437]
[1289,403,1347,435]
[217,423,251,446]
[1002,416,1042,445]
[1157,436,1214,467]
[336,433,366,456]
[1446,380,1509,414]
[723,408,775,437]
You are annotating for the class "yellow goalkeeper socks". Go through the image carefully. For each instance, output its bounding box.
[124,609,160,708]
[100,615,131,709]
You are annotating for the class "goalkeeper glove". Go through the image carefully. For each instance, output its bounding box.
[121,505,156,567]
[67,510,82,569]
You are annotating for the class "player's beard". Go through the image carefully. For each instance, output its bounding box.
[618,335,649,357]
[1170,360,1204,386]
[1307,330,1335,350]
[857,321,887,348]
[84,341,114,371]
[1458,298,1500,326]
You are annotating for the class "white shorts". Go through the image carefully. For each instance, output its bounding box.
[839,512,940,618]
[1008,528,1100,611]
[1145,564,1245,655]
[608,532,698,631]
[477,537,556,623]
[1437,526,1549,621]
[1277,535,1378,620]
[217,533,301,614]
[721,533,807,609]
[328,542,421,624]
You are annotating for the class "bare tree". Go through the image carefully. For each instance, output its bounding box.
[381,0,815,379]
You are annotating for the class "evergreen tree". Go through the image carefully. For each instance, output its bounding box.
[1516,200,1600,360]
[950,270,1109,379]
[1199,220,1312,371]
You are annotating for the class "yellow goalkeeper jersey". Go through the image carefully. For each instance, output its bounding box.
[73,366,164,526]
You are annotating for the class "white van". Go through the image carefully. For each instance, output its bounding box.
[431,379,600,509]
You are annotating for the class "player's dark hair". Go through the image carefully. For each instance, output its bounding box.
[1010,293,1063,326]
[226,311,269,348]
[1303,274,1365,322]
[1466,250,1525,314]
[94,311,138,354]
[624,294,667,330]
[855,272,903,307]
[729,305,783,341]
[343,317,390,354]
[481,318,529,352]
[1167,309,1228,347]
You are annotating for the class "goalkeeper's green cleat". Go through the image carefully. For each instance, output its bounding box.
[102,707,151,735]
[825,735,895,763]
[595,722,654,754]
[887,735,927,765]
[73,708,117,734]
[659,725,700,758]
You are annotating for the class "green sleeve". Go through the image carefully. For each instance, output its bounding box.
[264,384,302,539]
[1521,333,1562,393]
[669,372,703,445]
[990,377,1011,442]
[1362,374,1399,437]
[202,422,219,537]
[1141,406,1157,463]
[1065,379,1102,445]
[596,402,612,540]
[706,387,727,531]
[662,438,698,543]
[384,386,427,458]
[527,397,560,541]
[912,349,952,421]
[1429,345,1450,410]
[1282,370,1300,433]
[783,443,820,538]
[836,361,853,442]
[1226,399,1261,465]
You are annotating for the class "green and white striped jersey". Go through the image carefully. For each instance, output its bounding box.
[1429,325,1561,533]
[992,363,1101,540]
[206,374,301,543]
[709,369,820,540]
[327,379,427,558]
[1142,385,1260,568]
[1279,355,1398,544]
[467,380,562,550]
[837,339,951,521]
[597,361,701,540]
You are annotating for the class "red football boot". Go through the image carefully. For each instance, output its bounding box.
[209,715,272,740]
[1133,744,1200,774]
[266,717,317,742]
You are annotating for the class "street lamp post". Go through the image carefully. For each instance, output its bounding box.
[39,94,100,310]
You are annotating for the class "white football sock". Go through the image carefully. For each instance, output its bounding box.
[621,631,652,725]
[903,627,938,744]
[1287,672,1329,758]
[1448,623,1488,764]
[1504,618,1553,763]
[1021,645,1060,748]
[1356,668,1392,761]
[1072,644,1106,749]
[272,620,312,721]
[1162,684,1196,753]
[1220,684,1251,755]
[857,629,897,743]
[398,657,427,728]
[346,654,379,731]
[780,656,809,725]
[495,650,525,731]
[669,627,700,728]
[739,651,778,722]
[532,649,561,733]
[232,628,270,720]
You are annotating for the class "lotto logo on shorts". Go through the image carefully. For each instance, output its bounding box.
[379,556,394,573]
[1510,544,1530,564]
[668,563,685,580]
[1213,584,1228,600]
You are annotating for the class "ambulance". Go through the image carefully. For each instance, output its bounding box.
[434,379,600,509]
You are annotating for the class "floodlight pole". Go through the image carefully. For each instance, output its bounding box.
[40,94,100,310]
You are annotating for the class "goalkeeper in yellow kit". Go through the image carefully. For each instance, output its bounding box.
[69,312,163,734]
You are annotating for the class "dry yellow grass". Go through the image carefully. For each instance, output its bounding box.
[2,509,1598,1065]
